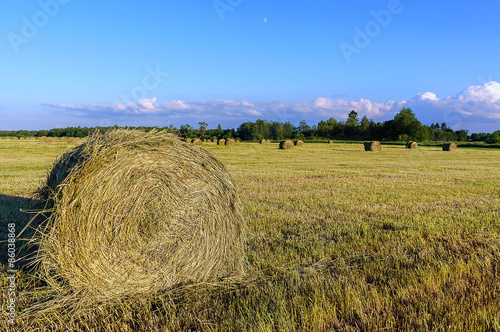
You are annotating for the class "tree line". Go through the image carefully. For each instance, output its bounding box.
[1,108,499,143]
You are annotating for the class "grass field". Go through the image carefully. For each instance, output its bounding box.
[1,138,500,331]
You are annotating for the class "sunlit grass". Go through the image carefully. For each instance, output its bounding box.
[1,140,500,331]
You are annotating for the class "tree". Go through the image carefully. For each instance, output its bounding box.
[198,122,208,136]
[347,110,359,126]
[391,107,422,141]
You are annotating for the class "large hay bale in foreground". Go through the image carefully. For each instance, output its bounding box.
[191,138,203,146]
[294,140,304,146]
[217,138,226,145]
[279,140,294,150]
[364,141,381,151]
[406,141,418,149]
[225,138,236,146]
[443,142,457,151]
[36,129,245,299]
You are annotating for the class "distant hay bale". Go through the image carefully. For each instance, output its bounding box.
[406,141,418,149]
[279,140,294,150]
[266,140,271,143]
[328,140,333,144]
[203,139,208,142]
[294,140,304,146]
[184,138,192,144]
[67,137,78,144]
[217,138,226,145]
[192,138,203,146]
[225,138,236,146]
[364,141,381,151]
[35,129,246,301]
[260,139,267,144]
[236,140,240,143]
[443,142,457,151]
[19,137,25,140]
[12,137,19,140]
[44,137,55,144]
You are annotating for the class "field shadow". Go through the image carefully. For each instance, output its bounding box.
[0,194,46,270]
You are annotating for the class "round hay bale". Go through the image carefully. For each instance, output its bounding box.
[364,141,381,151]
[184,137,192,144]
[260,139,267,144]
[266,139,271,143]
[328,140,333,144]
[225,138,236,146]
[217,138,226,145]
[406,141,418,149]
[67,137,79,145]
[236,140,240,143]
[12,137,19,140]
[279,140,294,150]
[294,140,304,146]
[203,139,208,142]
[36,129,246,299]
[45,137,55,144]
[443,142,457,151]
[191,138,203,146]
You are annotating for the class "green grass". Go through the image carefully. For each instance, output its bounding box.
[1,140,500,331]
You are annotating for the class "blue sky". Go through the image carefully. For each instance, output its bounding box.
[1,0,500,132]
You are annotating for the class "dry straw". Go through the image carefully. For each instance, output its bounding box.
[364,141,381,151]
[217,138,226,145]
[260,139,267,144]
[191,138,203,146]
[406,141,418,149]
[225,138,236,146]
[266,139,271,143]
[443,142,457,151]
[34,129,246,305]
[279,140,294,150]
[294,140,304,146]
[328,140,333,144]
[67,137,79,145]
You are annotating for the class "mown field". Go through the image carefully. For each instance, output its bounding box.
[1,138,500,331]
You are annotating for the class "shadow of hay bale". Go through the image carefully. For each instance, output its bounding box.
[0,194,44,270]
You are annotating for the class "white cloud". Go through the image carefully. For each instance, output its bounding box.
[42,82,500,132]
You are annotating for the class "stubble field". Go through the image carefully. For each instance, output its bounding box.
[1,138,500,331]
